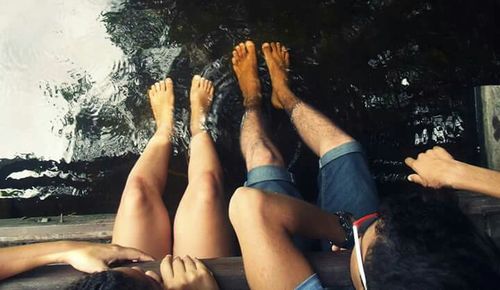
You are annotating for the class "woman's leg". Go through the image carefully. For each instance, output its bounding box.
[172,75,234,258]
[112,78,175,259]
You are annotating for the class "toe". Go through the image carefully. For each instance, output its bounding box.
[150,84,156,93]
[239,43,247,56]
[284,51,290,63]
[155,82,161,91]
[276,42,281,51]
[209,86,214,97]
[232,56,238,66]
[270,42,277,53]
[245,40,255,53]
[201,77,208,90]
[262,42,272,57]
[192,75,201,87]
[165,78,173,90]
[235,44,244,57]
[159,80,166,91]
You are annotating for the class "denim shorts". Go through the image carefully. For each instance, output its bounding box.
[245,141,379,219]
[244,141,379,290]
[294,274,324,290]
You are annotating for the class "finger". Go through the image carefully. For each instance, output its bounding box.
[193,257,211,273]
[404,157,416,169]
[160,255,174,280]
[145,270,162,284]
[433,146,454,159]
[182,255,197,271]
[407,174,424,186]
[173,256,186,275]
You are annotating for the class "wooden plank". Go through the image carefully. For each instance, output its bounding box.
[0,252,352,290]
[475,86,500,170]
[0,214,114,245]
[457,191,500,215]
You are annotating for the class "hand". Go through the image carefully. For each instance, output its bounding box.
[161,255,219,290]
[404,146,457,189]
[61,242,154,273]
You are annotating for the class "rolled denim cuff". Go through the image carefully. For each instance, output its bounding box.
[244,165,295,186]
[319,141,365,169]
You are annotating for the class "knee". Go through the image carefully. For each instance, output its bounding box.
[188,172,223,204]
[121,176,159,211]
[247,148,284,170]
[229,187,268,227]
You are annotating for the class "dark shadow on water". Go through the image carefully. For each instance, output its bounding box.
[1,0,500,217]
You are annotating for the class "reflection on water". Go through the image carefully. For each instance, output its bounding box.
[1,0,500,215]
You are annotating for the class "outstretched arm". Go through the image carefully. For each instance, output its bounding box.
[0,241,153,280]
[405,146,500,199]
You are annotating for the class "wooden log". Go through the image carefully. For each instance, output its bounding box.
[0,215,114,246]
[0,252,352,290]
[474,85,500,170]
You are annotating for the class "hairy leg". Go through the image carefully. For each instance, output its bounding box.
[229,187,346,290]
[112,78,175,259]
[233,40,284,170]
[263,42,353,157]
[173,75,234,258]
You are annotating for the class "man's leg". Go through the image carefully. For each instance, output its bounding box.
[233,40,285,171]
[233,41,303,200]
[263,42,379,251]
[229,187,345,290]
[172,75,234,258]
[262,42,353,157]
[112,78,174,260]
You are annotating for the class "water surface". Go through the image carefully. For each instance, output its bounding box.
[1,0,500,217]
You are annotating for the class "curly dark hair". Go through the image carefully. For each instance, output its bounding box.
[364,192,500,290]
[65,270,153,290]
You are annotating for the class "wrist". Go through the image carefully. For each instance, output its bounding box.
[446,160,467,190]
[50,241,81,264]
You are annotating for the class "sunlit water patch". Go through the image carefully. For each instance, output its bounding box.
[0,0,181,198]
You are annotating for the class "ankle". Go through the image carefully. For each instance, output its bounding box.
[243,93,262,109]
[280,93,301,113]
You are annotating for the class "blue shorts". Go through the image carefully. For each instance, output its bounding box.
[244,141,379,290]
[245,141,379,220]
[294,274,324,290]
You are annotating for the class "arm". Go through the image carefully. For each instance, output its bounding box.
[0,241,153,280]
[405,146,500,199]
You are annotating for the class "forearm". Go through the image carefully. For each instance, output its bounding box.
[0,241,75,280]
[450,161,500,198]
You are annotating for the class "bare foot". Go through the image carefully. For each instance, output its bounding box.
[262,42,291,109]
[148,78,175,135]
[232,40,262,108]
[190,75,214,135]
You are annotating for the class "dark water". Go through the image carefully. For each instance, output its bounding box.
[1,0,500,218]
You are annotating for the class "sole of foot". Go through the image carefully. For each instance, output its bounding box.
[231,40,262,108]
[262,42,290,110]
[189,75,214,135]
[148,78,175,131]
